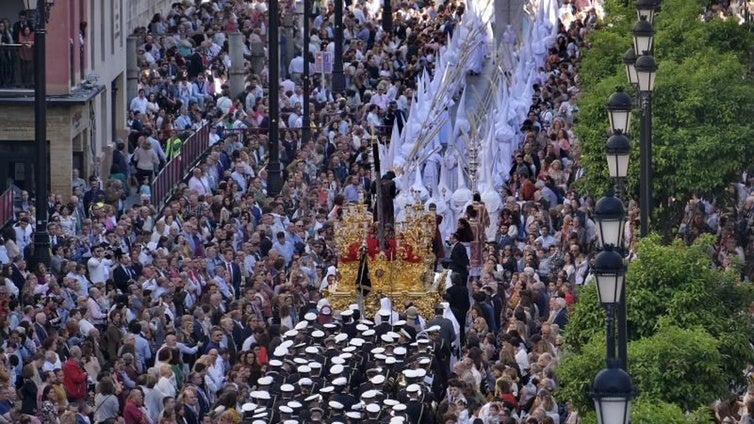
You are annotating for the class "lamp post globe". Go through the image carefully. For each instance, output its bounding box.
[636,0,659,24]
[591,365,634,424]
[593,249,626,305]
[634,53,657,93]
[632,16,655,56]
[606,88,633,135]
[605,131,631,181]
[594,192,626,249]
[622,47,638,87]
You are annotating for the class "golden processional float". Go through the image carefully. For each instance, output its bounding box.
[326,199,445,318]
[324,133,447,318]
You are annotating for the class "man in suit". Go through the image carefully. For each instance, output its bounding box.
[129,249,144,278]
[222,247,242,298]
[549,296,569,330]
[448,232,469,284]
[13,216,32,255]
[444,272,470,346]
[34,312,49,344]
[182,386,200,424]
[112,253,137,294]
[9,255,26,295]
[220,318,239,363]
[229,310,250,352]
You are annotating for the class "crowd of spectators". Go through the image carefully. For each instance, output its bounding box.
[701,0,754,23]
[1,0,745,424]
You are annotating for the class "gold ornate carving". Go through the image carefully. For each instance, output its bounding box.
[334,203,373,257]
[329,199,440,317]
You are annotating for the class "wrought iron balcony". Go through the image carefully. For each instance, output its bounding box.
[0,44,35,90]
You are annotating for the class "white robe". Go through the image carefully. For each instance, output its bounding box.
[319,266,336,292]
[374,297,400,325]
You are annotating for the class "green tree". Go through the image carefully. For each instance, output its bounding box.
[629,325,724,410]
[555,333,605,412]
[557,236,754,412]
[630,398,710,424]
[573,0,754,235]
[556,325,726,413]
[568,395,700,424]
[571,398,712,424]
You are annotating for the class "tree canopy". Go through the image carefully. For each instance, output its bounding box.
[556,235,754,418]
[573,0,754,235]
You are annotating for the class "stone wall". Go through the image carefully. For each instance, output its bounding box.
[0,104,87,197]
[126,0,176,34]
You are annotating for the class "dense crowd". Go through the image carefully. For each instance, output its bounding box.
[8,1,584,424]
[1,0,746,424]
[701,0,754,23]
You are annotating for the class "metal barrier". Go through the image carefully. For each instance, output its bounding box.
[151,124,210,211]
[0,189,14,230]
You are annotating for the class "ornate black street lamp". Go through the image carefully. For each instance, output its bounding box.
[591,365,634,424]
[27,0,55,269]
[605,130,631,197]
[606,88,633,135]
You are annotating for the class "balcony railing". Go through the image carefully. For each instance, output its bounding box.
[0,44,34,89]
[0,189,14,230]
[151,124,211,212]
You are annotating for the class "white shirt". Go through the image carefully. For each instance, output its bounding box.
[209,131,220,146]
[515,345,530,373]
[67,271,90,296]
[205,359,225,394]
[155,375,177,398]
[87,256,113,284]
[78,318,95,337]
[2,277,18,298]
[86,297,107,325]
[241,334,257,352]
[141,278,158,292]
[287,112,302,128]
[130,96,149,114]
[535,233,555,249]
[41,354,62,372]
[188,176,208,196]
[14,224,32,252]
[216,96,232,114]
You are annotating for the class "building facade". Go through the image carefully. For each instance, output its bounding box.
[0,0,173,197]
